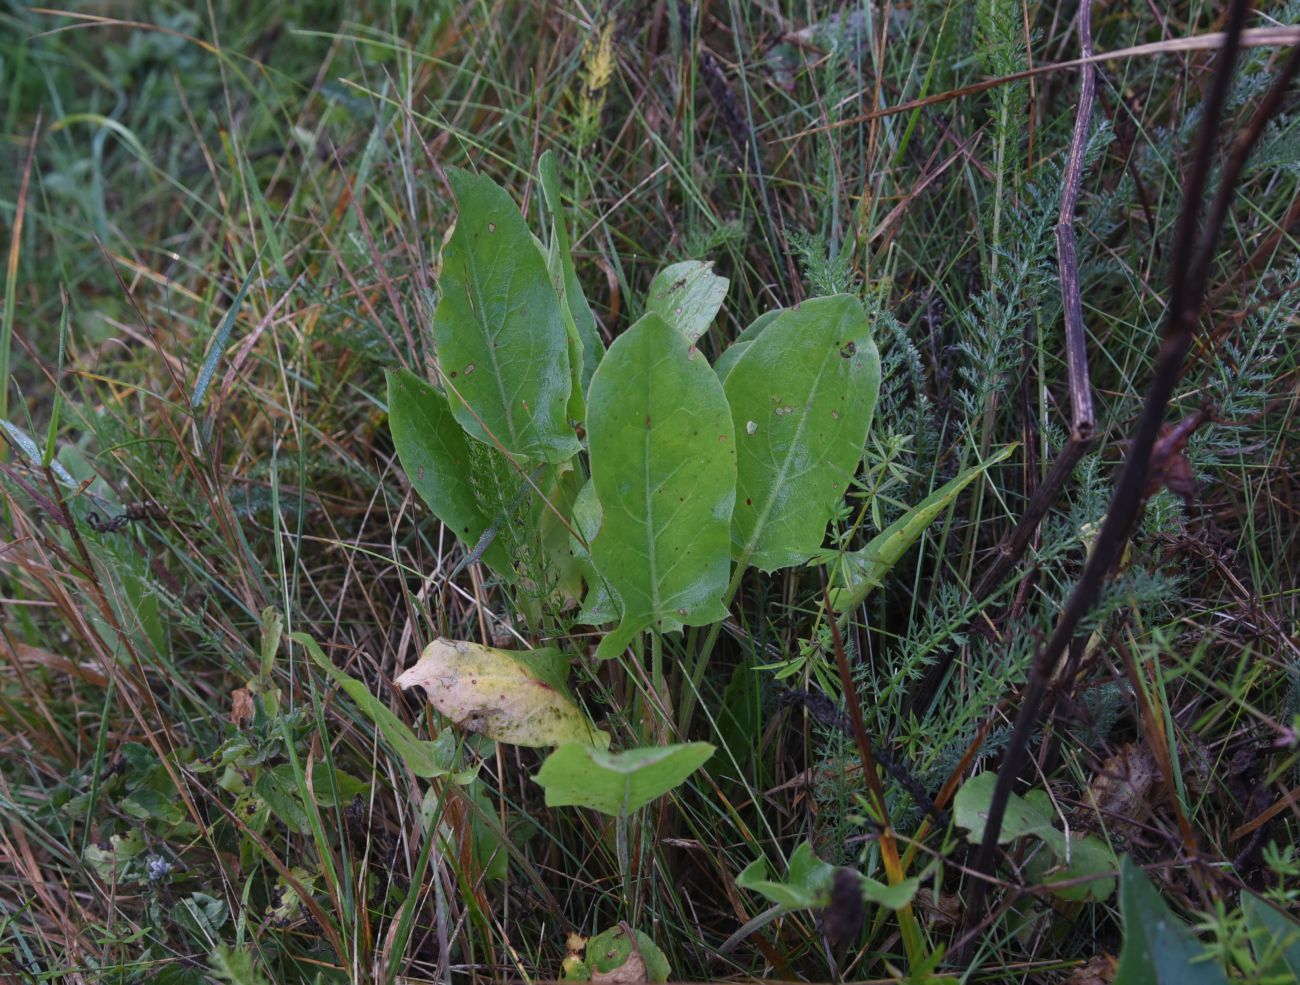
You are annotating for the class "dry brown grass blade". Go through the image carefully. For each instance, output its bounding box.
[784,26,1300,143]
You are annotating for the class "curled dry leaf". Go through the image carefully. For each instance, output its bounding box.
[396,638,609,749]
[1063,954,1116,985]
[230,687,254,729]
[585,924,669,985]
[913,888,961,929]
[592,947,646,985]
[1086,743,1161,844]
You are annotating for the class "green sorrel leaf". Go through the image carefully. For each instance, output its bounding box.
[533,741,714,815]
[587,313,735,659]
[724,294,879,572]
[433,168,580,464]
[386,368,512,575]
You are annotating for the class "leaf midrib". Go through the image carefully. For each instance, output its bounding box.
[740,341,840,565]
[641,338,661,620]
[460,208,524,453]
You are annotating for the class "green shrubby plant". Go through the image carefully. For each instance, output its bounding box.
[387,155,1006,711]
[383,156,1020,969]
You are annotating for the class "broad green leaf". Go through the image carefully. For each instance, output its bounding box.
[121,785,187,825]
[1244,892,1300,980]
[827,445,1016,611]
[955,773,1057,845]
[539,150,605,396]
[586,925,671,983]
[254,765,310,833]
[587,313,735,659]
[645,260,728,343]
[571,478,619,625]
[725,294,880,572]
[1024,828,1118,902]
[395,638,609,748]
[295,631,477,781]
[734,308,783,344]
[386,368,513,576]
[534,741,714,815]
[308,763,371,807]
[956,773,1116,901]
[433,168,580,464]
[714,310,781,382]
[860,875,921,909]
[737,841,836,909]
[1115,856,1230,985]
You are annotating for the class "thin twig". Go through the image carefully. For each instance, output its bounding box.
[820,572,924,968]
[912,0,1099,711]
[974,0,1099,601]
[783,26,1300,142]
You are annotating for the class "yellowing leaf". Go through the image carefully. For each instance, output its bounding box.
[395,639,609,748]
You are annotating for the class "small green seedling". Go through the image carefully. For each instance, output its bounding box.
[737,840,919,912]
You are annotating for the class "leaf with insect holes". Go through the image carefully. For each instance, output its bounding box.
[534,741,713,815]
[396,638,609,749]
[645,260,729,343]
[1115,856,1230,984]
[586,313,735,659]
[386,369,513,577]
[585,925,671,985]
[724,294,879,572]
[432,168,580,464]
[825,445,1016,611]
